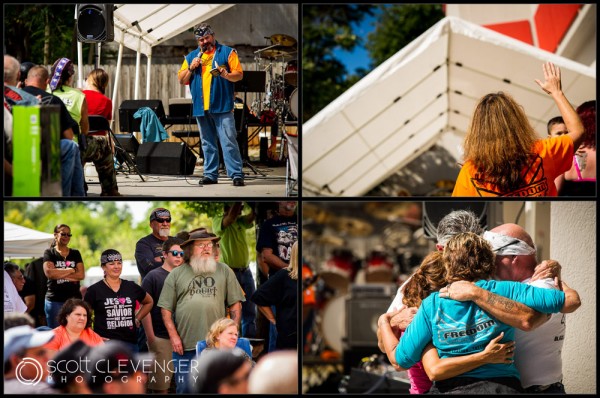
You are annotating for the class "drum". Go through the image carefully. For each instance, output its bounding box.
[365,250,394,283]
[284,60,298,86]
[320,257,353,293]
[321,295,346,354]
[289,88,298,119]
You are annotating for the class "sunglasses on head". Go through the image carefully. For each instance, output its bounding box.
[155,217,171,223]
[169,250,185,257]
[60,233,73,237]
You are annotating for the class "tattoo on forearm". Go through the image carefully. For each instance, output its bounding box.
[486,291,515,311]
[230,309,241,322]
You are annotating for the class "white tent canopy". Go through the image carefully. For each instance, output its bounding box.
[303,16,596,197]
[4,222,54,259]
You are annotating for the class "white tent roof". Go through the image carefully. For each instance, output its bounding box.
[4,222,54,258]
[113,4,234,56]
[303,16,596,197]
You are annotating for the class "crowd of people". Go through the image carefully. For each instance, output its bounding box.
[3,202,298,394]
[4,54,120,197]
[376,209,581,394]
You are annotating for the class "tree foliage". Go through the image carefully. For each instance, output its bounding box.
[368,4,445,68]
[302,4,375,122]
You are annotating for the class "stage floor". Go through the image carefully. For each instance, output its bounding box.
[85,148,294,197]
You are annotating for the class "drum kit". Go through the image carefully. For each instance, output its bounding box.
[252,33,299,129]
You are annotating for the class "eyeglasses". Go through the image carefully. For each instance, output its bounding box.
[60,233,73,237]
[155,217,171,223]
[194,242,214,248]
[169,250,185,257]
[11,274,25,281]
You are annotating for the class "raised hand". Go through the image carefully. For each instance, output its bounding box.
[534,62,562,96]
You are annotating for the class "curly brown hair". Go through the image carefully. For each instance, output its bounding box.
[58,298,93,329]
[443,232,495,283]
[402,251,445,308]
[464,92,538,193]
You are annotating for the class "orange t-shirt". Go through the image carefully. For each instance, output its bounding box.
[44,325,105,351]
[452,135,574,197]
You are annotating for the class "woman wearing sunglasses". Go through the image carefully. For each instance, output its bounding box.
[140,237,184,393]
[43,224,85,328]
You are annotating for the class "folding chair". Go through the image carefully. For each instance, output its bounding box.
[88,115,145,182]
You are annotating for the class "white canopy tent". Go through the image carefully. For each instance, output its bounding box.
[4,222,54,259]
[75,4,234,120]
[303,16,596,197]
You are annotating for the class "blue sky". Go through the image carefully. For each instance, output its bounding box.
[332,11,379,76]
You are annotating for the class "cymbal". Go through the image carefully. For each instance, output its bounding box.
[260,48,294,59]
[270,33,297,47]
[331,217,373,237]
[303,203,334,224]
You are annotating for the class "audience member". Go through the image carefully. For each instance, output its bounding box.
[4,269,27,314]
[186,348,252,394]
[4,55,39,107]
[141,237,184,393]
[17,61,35,88]
[22,65,84,196]
[453,62,584,196]
[136,208,174,279]
[43,298,104,356]
[4,262,35,313]
[213,202,258,337]
[4,325,57,393]
[248,350,298,394]
[42,224,85,328]
[201,317,253,362]
[83,249,152,352]
[4,312,35,330]
[547,116,567,137]
[47,340,92,393]
[158,228,244,394]
[85,340,149,394]
[24,257,48,327]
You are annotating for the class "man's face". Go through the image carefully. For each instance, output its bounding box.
[278,201,297,216]
[193,240,215,259]
[198,34,216,52]
[549,123,568,138]
[164,244,184,268]
[13,346,51,380]
[151,217,171,238]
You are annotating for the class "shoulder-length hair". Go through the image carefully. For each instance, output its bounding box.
[464,92,538,192]
[402,251,445,308]
[58,298,93,329]
[443,232,495,283]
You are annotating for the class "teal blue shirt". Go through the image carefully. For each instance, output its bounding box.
[395,279,565,379]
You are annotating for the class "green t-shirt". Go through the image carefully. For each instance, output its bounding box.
[212,214,253,269]
[157,262,245,351]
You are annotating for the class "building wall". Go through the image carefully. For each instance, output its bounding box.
[550,201,596,394]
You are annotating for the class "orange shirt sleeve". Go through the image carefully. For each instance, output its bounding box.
[452,164,476,196]
[228,50,243,73]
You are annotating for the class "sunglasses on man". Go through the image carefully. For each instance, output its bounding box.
[169,250,185,257]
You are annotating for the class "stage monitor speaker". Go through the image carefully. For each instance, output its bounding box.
[346,368,410,394]
[346,297,390,347]
[422,202,489,240]
[135,142,196,175]
[114,134,139,155]
[76,4,114,43]
[119,99,166,133]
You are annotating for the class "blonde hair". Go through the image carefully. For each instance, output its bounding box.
[464,92,538,192]
[402,251,445,308]
[287,241,298,280]
[443,232,495,283]
[205,318,238,348]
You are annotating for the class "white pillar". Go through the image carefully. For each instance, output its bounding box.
[550,201,596,394]
[134,38,142,100]
[111,42,124,125]
[77,42,83,89]
[146,52,152,99]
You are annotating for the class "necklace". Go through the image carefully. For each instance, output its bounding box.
[103,277,121,292]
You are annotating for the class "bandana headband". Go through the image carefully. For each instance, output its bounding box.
[150,209,171,222]
[483,231,536,256]
[194,24,214,39]
[50,58,74,91]
[101,251,122,265]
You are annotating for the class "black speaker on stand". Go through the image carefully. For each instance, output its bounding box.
[118,99,166,134]
[76,4,114,43]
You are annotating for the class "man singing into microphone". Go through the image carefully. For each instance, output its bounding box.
[178,23,246,187]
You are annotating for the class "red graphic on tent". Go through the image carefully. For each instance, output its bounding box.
[471,156,549,197]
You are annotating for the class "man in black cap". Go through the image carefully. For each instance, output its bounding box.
[158,228,245,394]
[186,348,252,394]
[18,61,35,88]
[135,208,173,279]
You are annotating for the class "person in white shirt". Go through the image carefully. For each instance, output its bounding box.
[4,270,27,313]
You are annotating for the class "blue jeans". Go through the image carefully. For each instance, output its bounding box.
[234,268,257,338]
[196,112,244,180]
[60,139,85,196]
[269,305,278,353]
[44,300,64,328]
[173,350,197,394]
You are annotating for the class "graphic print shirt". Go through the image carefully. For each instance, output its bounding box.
[43,247,83,302]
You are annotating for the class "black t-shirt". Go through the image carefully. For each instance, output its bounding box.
[135,234,170,280]
[250,269,297,349]
[141,267,170,339]
[256,215,298,275]
[22,86,78,137]
[84,279,147,343]
[18,276,36,300]
[42,247,83,302]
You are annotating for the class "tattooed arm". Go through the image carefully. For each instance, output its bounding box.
[228,301,242,329]
[441,281,550,331]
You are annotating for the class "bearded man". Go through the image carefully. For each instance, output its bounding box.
[158,228,245,394]
[135,208,174,279]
